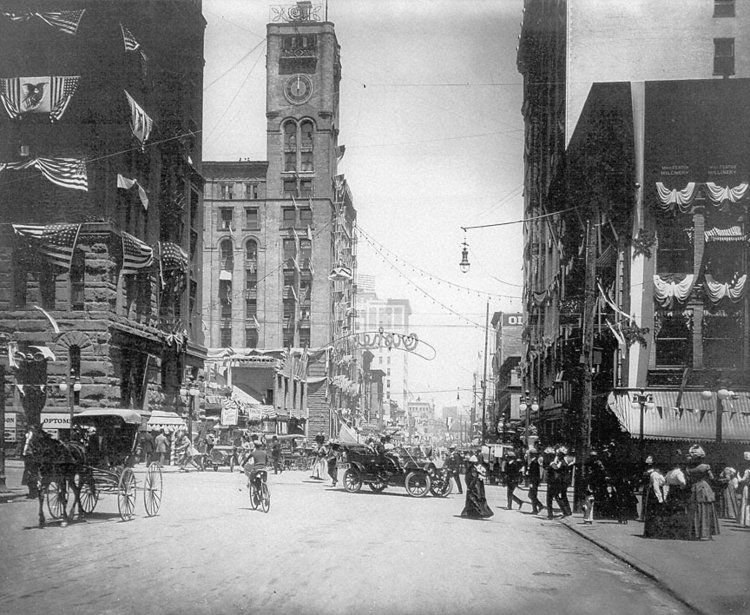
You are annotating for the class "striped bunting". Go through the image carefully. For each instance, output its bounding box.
[0,157,87,191]
[12,223,81,270]
[1,10,85,35]
[122,232,154,276]
[124,90,153,149]
[0,76,80,121]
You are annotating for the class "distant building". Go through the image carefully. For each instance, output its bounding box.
[202,2,357,437]
[490,312,524,441]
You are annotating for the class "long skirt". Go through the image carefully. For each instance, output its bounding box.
[718,483,738,519]
[737,484,750,527]
[461,481,494,519]
[643,491,667,538]
[690,480,720,540]
[661,488,691,540]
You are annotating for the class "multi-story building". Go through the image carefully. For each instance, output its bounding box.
[0,1,206,438]
[517,0,750,453]
[354,279,411,417]
[202,2,357,437]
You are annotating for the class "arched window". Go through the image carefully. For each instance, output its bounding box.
[245,239,257,263]
[219,239,233,270]
[282,119,315,177]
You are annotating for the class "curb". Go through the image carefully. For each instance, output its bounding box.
[560,519,705,615]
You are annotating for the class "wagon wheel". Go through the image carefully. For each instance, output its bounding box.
[143,463,163,517]
[260,482,270,513]
[117,468,137,521]
[429,473,453,498]
[76,472,99,514]
[342,468,362,493]
[46,480,74,519]
[369,479,387,493]
[404,471,431,498]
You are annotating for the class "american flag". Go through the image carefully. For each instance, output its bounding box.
[0,76,80,121]
[1,10,86,35]
[122,232,153,276]
[12,223,81,270]
[121,24,149,74]
[124,90,153,148]
[160,241,189,272]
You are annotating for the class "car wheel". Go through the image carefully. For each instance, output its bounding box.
[405,471,431,497]
[369,479,387,493]
[430,473,453,497]
[343,468,363,493]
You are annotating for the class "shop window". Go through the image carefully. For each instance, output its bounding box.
[655,311,692,367]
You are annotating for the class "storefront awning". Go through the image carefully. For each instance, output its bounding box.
[607,391,750,443]
[147,410,186,431]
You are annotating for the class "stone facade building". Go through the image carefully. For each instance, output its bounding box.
[0,1,206,436]
[202,2,357,438]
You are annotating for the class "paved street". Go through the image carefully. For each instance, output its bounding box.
[0,463,694,615]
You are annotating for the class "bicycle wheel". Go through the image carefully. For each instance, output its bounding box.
[248,482,259,509]
[260,482,270,513]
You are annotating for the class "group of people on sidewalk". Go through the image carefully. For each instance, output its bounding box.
[640,446,750,540]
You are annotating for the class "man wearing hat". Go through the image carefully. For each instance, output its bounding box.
[445,445,463,494]
[505,450,525,510]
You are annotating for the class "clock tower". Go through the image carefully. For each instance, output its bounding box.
[266,1,341,199]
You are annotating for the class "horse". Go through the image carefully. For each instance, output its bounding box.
[23,425,87,528]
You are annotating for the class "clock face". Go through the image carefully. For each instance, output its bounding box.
[284,74,313,104]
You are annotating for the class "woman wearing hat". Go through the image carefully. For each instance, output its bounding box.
[737,452,750,527]
[685,445,720,540]
[460,455,494,519]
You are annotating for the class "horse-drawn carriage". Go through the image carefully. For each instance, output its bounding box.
[37,409,163,526]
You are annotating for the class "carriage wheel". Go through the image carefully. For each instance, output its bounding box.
[76,473,99,514]
[143,463,163,517]
[46,480,74,519]
[117,468,137,521]
[260,482,270,513]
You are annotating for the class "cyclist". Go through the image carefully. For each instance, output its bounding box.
[243,440,268,490]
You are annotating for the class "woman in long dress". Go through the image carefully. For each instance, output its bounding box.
[717,467,738,520]
[663,455,691,539]
[737,452,750,527]
[461,455,494,519]
[643,465,667,538]
[685,445,720,540]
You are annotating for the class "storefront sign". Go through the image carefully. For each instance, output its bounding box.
[4,413,17,443]
[221,404,238,426]
[40,412,71,431]
[501,313,523,327]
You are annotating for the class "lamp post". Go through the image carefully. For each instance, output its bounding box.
[631,390,654,455]
[180,380,200,440]
[59,368,81,440]
[701,388,734,444]
[520,390,539,449]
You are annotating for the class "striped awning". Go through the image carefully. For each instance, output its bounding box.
[607,391,750,442]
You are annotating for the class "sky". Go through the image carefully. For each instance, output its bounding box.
[202,0,526,413]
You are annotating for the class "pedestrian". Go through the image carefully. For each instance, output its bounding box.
[662,450,690,539]
[582,450,608,524]
[737,452,750,527]
[642,463,668,538]
[445,445,463,494]
[140,430,154,465]
[460,455,494,519]
[685,445,720,540]
[205,430,216,456]
[504,450,525,510]
[545,447,572,519]
[311,432,326,480]
[716,466,738,520]
[638,454,654,521]
[21,427,39,499]
[527,452,546,514]
[327,441,339,486]
[154,429,169,467]
[271,436,283,474]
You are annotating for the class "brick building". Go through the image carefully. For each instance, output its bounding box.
[0,1,206,437]
[202,2,357,438]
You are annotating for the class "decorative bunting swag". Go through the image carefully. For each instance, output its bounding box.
[656,181,749,213]
[124,90,153,149]
[0,157,87,191]
[704,273,747,304]
[1,10,85,35]
[653,274,695,308]
[0,76,80,121]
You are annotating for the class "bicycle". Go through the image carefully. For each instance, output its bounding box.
[248,469,270,513]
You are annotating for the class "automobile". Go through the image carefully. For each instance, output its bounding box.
[336,443,452,498]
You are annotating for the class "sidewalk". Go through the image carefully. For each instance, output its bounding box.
[560,512,750,615]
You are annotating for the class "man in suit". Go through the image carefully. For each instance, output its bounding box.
[527,452,546,514]
[445,445,463,494]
